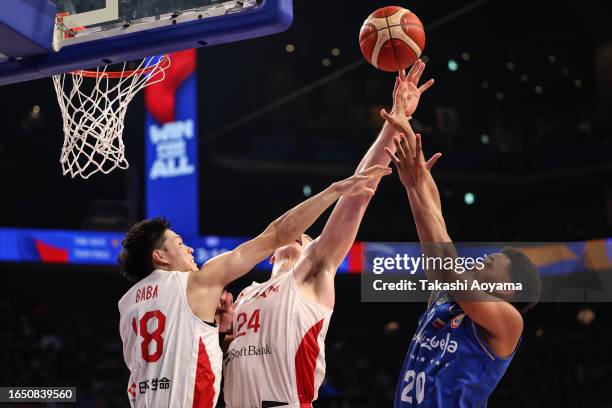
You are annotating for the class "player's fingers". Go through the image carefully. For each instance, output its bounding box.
[384,112,403,131]
[406,59,419,82]
[415,134,424,164]
[394,136,407,160]
[363,187,376,196]
[415,59,425,82]
[399,132,410,149]
[408,59,421,83]
[362,164,388,174]
[365,165,392,178]
[400,133,415,161]
[384,147,401,166]
[425,153,442,170]
[374,166,393,177]
[412,60,423,84]
[358,167,378,179]
[351,175,370,184]
[419,78,435,94]
[381,109,395,124]
[418,61,426,82]
[392,137,403,158]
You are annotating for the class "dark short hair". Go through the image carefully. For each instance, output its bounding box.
[118,217,171,282]
[502,247,542,313]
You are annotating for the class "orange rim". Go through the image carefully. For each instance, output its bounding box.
[72,55,171,78]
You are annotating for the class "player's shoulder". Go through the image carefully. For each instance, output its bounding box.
[235,279,274,302]
[118,270,171,308]
[239,280,264,293]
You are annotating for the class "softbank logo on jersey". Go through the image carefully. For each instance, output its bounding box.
[149,120,195,179]
[225,344,273,363]
[413,332,458,357]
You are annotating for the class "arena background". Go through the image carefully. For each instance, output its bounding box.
[1,0,611,406]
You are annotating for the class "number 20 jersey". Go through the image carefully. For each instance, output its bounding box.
[118,270,223,408]
[394,292,518,407]
[223,271,333,408]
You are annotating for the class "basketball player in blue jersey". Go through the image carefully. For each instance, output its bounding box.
[384,122,542,407]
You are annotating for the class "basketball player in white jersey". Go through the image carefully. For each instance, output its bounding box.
[223,59,434,408]
[117,165,391,408]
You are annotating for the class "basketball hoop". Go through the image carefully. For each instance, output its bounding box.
[52,55,171,179]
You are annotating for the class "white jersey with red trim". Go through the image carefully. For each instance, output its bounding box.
[118,269,222,408]
[223,271,333,408]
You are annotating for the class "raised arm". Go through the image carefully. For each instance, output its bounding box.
[386,133,522,350]
[192,165,391,289]
[302,61,434,276]
[384,111,442,210]
[357,59,434,177]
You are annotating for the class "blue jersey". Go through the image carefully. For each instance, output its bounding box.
[394,292,518,407]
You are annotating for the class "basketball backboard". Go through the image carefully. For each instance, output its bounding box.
[0,0,293,85]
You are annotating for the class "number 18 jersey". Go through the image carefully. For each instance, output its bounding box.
[118,269,223,408]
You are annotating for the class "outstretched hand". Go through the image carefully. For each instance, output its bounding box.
[384,133,441,189]
[382,59,435,125]
[333,165,392,197]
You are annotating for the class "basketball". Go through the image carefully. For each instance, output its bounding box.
[359,6,425,72]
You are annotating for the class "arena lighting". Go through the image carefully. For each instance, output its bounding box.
[481,134,490,144]
[447,59,458,71]
[322,58,331,67]
[577,307,595,326]
[535,85,543,94]
[464,192,475,205]
[285,44,295,53]
[302,184,312,197]
[495,92,504,101]
[384,321,401,334]
[548,54,557,63]
[574,79,583,88]
[461,52,470,61]
[31,105,41,119]
[520,74,529,83]
[331,48,341,56]
[506,62,516,71]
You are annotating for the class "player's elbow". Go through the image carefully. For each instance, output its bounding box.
[272,216,299,246]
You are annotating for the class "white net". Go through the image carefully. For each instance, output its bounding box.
[52,55,171,179]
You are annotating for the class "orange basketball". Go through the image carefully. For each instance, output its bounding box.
[359,6,425,72]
